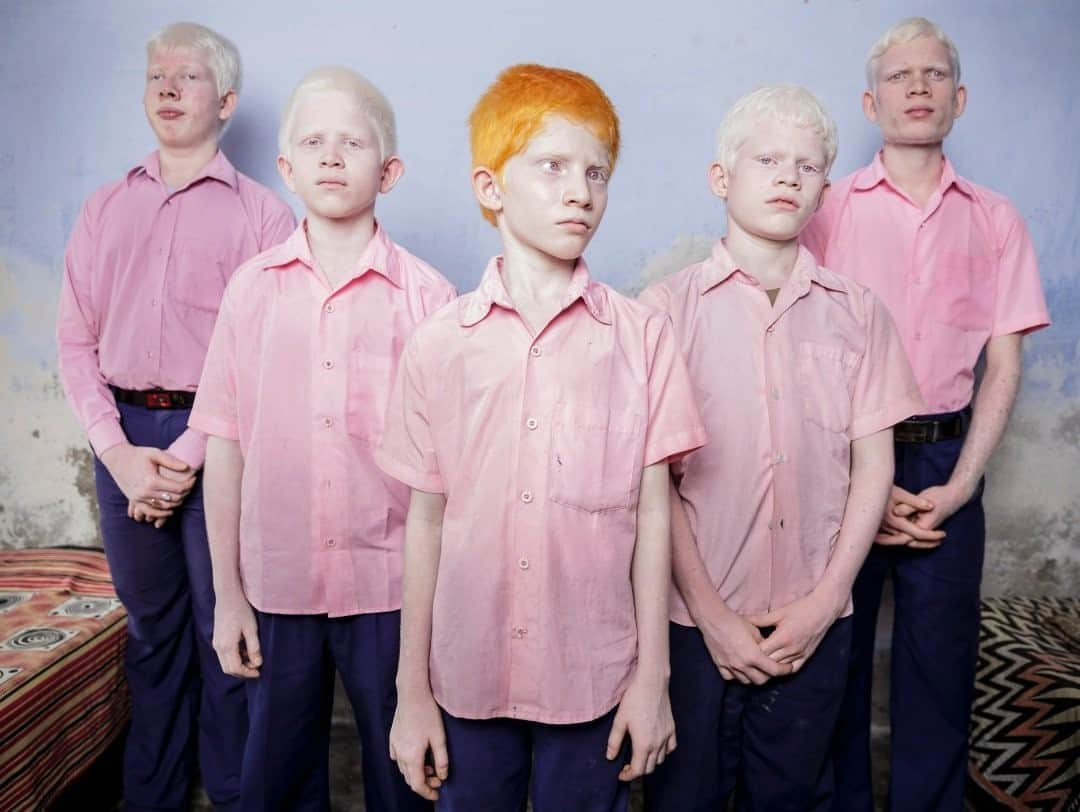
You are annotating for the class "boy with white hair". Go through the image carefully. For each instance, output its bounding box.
[56,21,294,810]
[190,66,454,809]
[802,17,1050,810]
[641,85,923,810]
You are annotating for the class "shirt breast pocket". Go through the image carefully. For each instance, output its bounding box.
[548,403,643,513]
[937,251,994,332]
[346,352,395,447]
[797,342,857,434]
[170,242,229,314]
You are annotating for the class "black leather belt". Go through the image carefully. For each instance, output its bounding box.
[110,386,196,409]
[894,409,969,443]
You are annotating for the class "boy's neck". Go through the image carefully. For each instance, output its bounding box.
[879,141,946,210]
[305,211,377,290]
[158,139,220,189]
[723,223,799,292]
[499,236,577,335]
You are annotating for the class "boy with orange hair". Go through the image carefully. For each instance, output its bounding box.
[376,64,706,810]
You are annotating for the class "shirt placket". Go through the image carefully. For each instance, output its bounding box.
[506,324,549,717]
[312,280,349,614]
[762,304,785,610]
[153,191,180,381]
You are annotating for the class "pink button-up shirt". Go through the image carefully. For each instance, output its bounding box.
[641,243,924,622]
[376,258,706,723]
[57,150,295,468]
[189,224,456,618]
[802,153,1050,414]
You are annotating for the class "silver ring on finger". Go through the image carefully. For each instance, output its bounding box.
[161,492,173,502]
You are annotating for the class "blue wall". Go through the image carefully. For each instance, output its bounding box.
[1,0,1077,592]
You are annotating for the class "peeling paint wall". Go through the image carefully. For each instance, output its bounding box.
[2,1,1077,599]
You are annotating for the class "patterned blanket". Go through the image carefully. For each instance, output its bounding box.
[0,548,129,811]
[969,596,1080,811]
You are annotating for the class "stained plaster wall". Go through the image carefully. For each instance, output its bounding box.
[1,0,1077,599]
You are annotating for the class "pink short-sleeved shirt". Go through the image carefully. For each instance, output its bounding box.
[56,150,296,468]
[641,242,924,622]
[376,258,706,723]
[802,153,1051,413]
[189,224,456,618]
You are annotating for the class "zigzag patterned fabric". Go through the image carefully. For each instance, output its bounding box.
[969,596,1080,811]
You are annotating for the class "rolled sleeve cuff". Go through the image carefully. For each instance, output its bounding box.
[187,412,240,443]
[644,426,708,468]
[167,428,208,471]
[992,313,1051,338]
[88,418,127,459]
[374,448,444,494]
[849,392,926,440]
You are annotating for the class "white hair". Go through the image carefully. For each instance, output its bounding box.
[866,17,961,89]
[715,84,839,174]
[146,21,242,98]
[278,66,397,160]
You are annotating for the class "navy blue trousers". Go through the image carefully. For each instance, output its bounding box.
[437,707,630,812]
[645,617,852,811]
[832,428,984,812]
[94,402,247,811]
[241,610,428,812]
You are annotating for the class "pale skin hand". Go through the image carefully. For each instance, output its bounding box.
[750,429,894,671]
[390,489,449,801]
[606,463,677,780]
[204,437,262,679]
[669,478,790,685]
[877,334,1022,550]
[129,465,198,528]
[100,442,194,505]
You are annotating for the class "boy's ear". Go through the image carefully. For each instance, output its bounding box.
[276,154,296,193]
[380,156,405,194]
[953,84,967,119]
[708,161,729,200]
[219,89,238,124]
[472,166,502,215]
[862,89,879,125]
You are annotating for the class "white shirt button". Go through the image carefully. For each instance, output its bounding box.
[325,303,335,313]
[518,557,530,570]
[323,417,333,428]
[530,346,542,357]
[520,490,534,503]
[525,418,539,430]
[322,360,334,370]
[326,538,336,547]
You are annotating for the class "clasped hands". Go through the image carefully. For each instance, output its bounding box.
[99,443,197,528]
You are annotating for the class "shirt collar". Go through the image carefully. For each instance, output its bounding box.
[262,220,403,288]
[126,149,239,191]
[854,150,974,199]
[697,239,846,297]
[458,256,612,327]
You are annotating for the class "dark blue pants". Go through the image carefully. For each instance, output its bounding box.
[437,707,630,812]
[646,617,852,811]
[241,610,428,812]
[94,402,247,811]
[832,429,984,812]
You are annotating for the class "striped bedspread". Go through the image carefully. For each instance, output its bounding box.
[0,548,129,811]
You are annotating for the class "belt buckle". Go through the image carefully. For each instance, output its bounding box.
[145,391,172,409]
